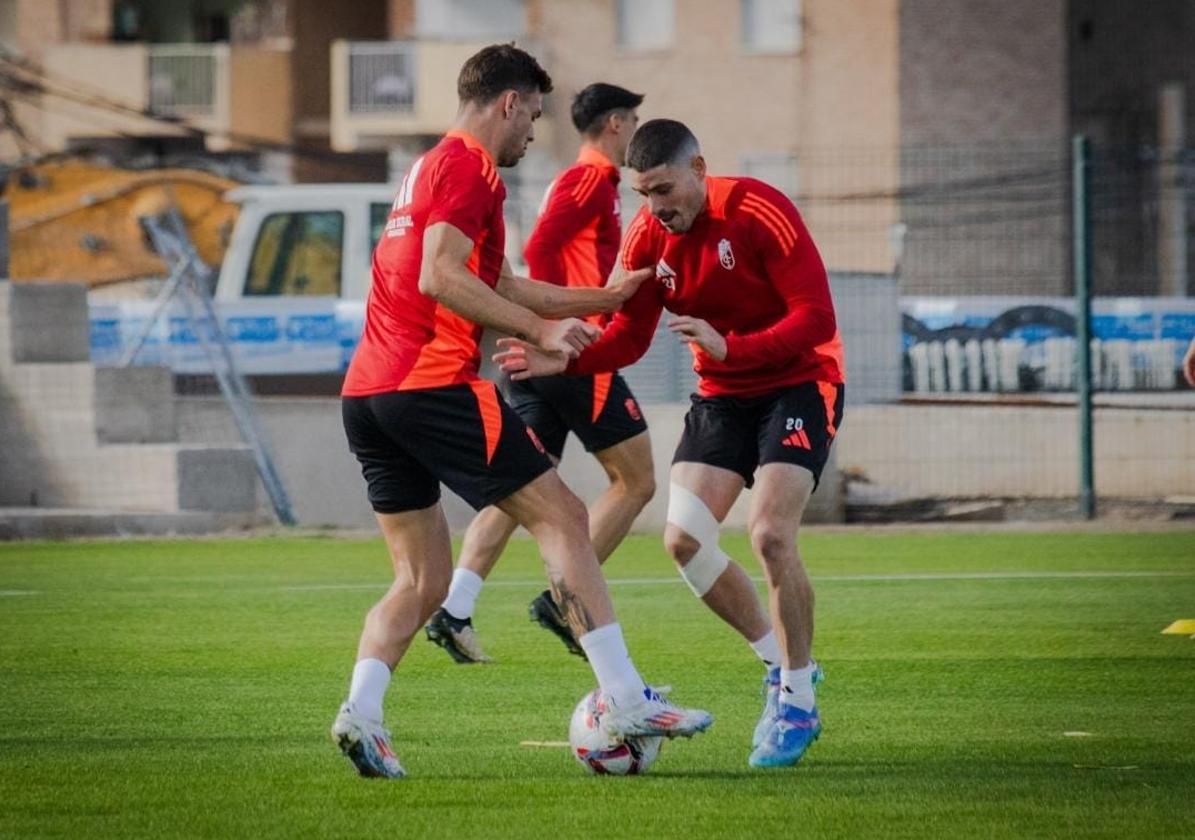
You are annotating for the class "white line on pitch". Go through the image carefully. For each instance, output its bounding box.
[0,590,40,596]
[272,569,1195,592]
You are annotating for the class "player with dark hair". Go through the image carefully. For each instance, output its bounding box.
[333,54,711,779]
[426,82,651,664]
[498,118,844,769]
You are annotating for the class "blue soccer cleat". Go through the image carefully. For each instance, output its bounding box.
[752,667,783,749]
[752,661,823,749]
[748,701,821,768]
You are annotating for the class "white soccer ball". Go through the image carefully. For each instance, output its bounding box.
[568,688,663,775]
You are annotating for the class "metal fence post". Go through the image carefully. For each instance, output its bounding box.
[1072,135,1095,519]
[0,199,9,279]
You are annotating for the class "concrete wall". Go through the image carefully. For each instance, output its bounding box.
[176,397,843,531]
[175,391,1195,531]
[0,0,111,163]
[40,44,166,148]
[0,282,258,514]
[229,47,294,145]
[38,42,290,154]
[837,401,1195,499]
[10,0,111,62]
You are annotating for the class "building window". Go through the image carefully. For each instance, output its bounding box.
[740,153,799,199]
[246,211,344,296]
[415,0,526,40]
[742,0,802,54]
[617,0,674,52]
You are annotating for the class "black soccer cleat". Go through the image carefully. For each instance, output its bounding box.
[424,607,493,664]
[528,589,587,659]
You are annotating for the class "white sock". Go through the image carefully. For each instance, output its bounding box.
[579,623,648,708]
[442,568,484,620]
[347,657,391,722]
[781,662,818,712]
[748,630,782,669]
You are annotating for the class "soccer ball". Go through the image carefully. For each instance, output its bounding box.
[568,688,663,775]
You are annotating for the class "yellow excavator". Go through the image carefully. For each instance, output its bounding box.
[5,158,238,287]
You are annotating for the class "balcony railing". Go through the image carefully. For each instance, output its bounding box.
[348,42,416,113]
[331,39,553,152]
[148,44,228,116]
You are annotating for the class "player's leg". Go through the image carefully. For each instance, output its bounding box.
[413,380,711,738]
[664,462,770,642]
[423,504,516,663]
[332,505,451,779]
[747,381,843,768]
[664,396,794,754]
[665,397,782,667]
[745,462,822,768]
[748,464,815,675]
[427,380,569,662]
[359,505,454,668]
[521,372,652,655]
[496,469,713,739]
[334,395,450,779]
[573,374,655,564]
[589,431,655,563]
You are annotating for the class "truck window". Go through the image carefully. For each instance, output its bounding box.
[245,211,344,296]
[370,202,391,251]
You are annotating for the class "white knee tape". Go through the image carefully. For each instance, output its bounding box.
[667,483,730,597]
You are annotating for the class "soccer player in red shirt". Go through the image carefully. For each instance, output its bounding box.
[425,83,654,664]
[333,50,711,779]
[498,119,844,769]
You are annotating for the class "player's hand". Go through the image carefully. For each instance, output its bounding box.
[605,265,654,303]
[1184,337,1195,388]
[668,315,728,361]
[494,337,569,380]
[536,317,601,358]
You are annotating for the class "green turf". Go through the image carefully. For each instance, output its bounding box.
[1,530,1193,839]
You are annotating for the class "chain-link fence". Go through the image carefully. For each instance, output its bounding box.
[4,139,1192,532]
[788,141,1193,512]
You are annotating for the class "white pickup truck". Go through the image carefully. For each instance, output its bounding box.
[91,183,398,374]
[212,183,396,303]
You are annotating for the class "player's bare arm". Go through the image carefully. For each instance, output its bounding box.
[494,337,570,380]
[421,222,600,357]
[668,315,728,361]
[495,259,651,318]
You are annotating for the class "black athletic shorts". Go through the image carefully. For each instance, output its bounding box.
[672,381,844,489]
[342,381,553,514]
[503,372,648,460]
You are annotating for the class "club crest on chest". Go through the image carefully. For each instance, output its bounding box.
[718,238,735,270]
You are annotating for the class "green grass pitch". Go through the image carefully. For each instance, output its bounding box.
[1,530,1193,838]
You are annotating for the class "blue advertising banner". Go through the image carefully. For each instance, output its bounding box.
[902,297,1195,392]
